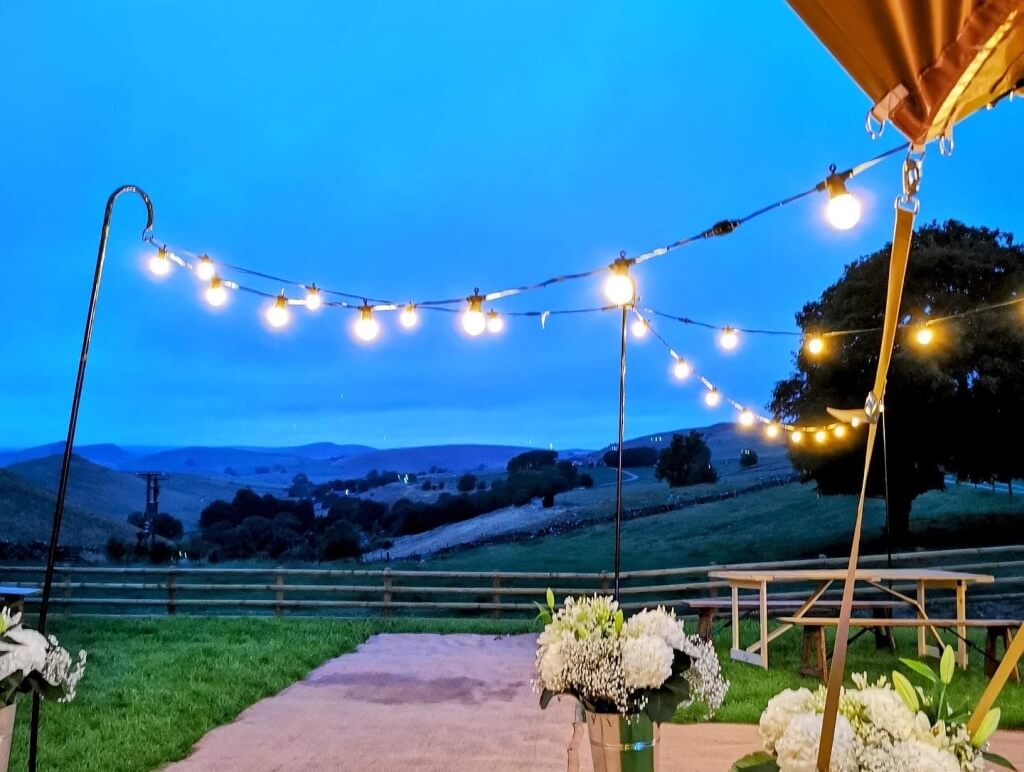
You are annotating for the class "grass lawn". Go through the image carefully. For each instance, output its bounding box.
[8,617,1024,771]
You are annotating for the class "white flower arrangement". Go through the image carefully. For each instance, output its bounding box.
[0,607,87,706]
[732,646,1013,771]
[535,591,728,723]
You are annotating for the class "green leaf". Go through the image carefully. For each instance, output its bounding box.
[983,751,1018,770]
[539,689,555,710]
[899,658,939,683]
[643,689,681,724]
[730,751,780,771]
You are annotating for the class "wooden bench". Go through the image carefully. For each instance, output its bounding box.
[779,616,1023,681]
[0,585,39,615]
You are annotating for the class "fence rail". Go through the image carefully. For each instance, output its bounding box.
[2,544,1023,619]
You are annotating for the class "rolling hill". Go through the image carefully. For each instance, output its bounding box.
[0,442,137,469]
[326,444,535,478]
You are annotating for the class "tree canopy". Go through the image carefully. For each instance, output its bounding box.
[770,220,1024,542]
[655,432,718,487]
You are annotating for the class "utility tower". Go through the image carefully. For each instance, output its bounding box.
[136,471,168,546]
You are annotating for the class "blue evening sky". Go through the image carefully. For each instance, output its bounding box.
[1,3,1020,451]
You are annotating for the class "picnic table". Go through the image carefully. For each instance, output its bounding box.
[0,584,39,614]
[707,568,995,671]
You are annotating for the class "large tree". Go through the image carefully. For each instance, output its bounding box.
[770,220,1024,543]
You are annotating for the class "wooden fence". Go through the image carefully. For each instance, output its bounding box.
[3,544,1024,619]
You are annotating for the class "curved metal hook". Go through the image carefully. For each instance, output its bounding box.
[104,184,155,241]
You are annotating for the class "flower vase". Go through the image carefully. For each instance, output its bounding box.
[0,703,15,772]
[585,711,659,772]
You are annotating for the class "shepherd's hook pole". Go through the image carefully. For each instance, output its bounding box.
[613,305,628,599]
[28,186,154,772]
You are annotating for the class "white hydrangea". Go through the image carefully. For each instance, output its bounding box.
[856,687,918,742]
[0,625,49,681]
[622,607,687,650]
[760,688,816,753]
[775,713,860,772]
[891,739,960,772]
[0,610,87,704]
[621,635,673,690]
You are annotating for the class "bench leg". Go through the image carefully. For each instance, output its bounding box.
[697,609,714,642]
[800,626,828,681]
[986,626,1021,682]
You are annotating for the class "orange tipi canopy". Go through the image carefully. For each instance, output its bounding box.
[787,0,1024,144]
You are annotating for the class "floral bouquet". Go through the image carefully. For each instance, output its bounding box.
[1,607,87,706]
[534,591,728,722]
[732,646,1013,772]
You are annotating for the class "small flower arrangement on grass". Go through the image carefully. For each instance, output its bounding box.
[732,646,1014,772]
[0,607,87,705]
[534,591,728,723]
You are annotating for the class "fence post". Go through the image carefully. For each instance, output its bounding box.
[491,576,502,620]
[600,574,610,593]
[382,569,393,618]
[166,570,177,616]
[62,569,71,618]
[274,569,285,617]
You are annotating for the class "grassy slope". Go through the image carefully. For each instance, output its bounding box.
[8,618,1022,772]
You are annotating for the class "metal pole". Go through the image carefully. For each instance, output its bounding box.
[28,186,153,772]
[881,409,892,570]
[613,305,628,599]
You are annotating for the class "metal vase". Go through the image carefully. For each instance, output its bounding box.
[0,703,16,772]
[585,711,659,772]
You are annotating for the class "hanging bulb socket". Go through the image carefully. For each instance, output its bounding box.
[461,291,487,336]
[604,255,636,306]
[305,284,322,311]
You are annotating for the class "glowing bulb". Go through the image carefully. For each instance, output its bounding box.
[672,358,692,380]
[486,310,505,334]
[851,417,861,428]
[806,336,825,356]
[354,305,380,342]
[149,248,171,277]
[265,293,290,328]
[305,285,322,311]
[765,423,781,439]
[815,430,827,444]
[604,258,636,306]
[400,304,419,329]
[824,173,861,230]
[196,255,216,281]
[791,430,804,444]
[704,388,721,407]
[630,318,649,338]
[461,294,486,336]
[205,276,227,307]
[738,410,755,427]
[833,425,847,439]
[915,326,934,346]
[719,327,739,350]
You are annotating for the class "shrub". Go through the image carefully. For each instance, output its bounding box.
[105,536,127,563]
[457,473,478,493]
[740,449,759,468]
[579,473,595,489]
[602,447,658,468]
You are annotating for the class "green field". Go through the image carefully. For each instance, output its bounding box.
[7,617,1022,771]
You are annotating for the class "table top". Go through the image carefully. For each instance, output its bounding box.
[707,568,995,584]
[0,585,40,597]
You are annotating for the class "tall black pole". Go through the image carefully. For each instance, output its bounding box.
[613,305,628,599]
[28,186,153,772]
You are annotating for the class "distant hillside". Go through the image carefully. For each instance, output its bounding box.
[328,444,535,477]
[0,442,136,469]
[122,446,345,482]
[235,443,375,461]
[0,468,134,546]
[7,455,283,528]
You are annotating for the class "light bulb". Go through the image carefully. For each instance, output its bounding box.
[305,285,322,311]
[791,430,804,444]
[833,425,847,439]
[400,304,419,329]
[815,430,827,444]
[806,336,825,356]
[765,423,780,439]
[824,172,861,230]
[630,318,649,338]
[704,389,721,407]
[604,258,636,306]
[672,358,692,380]
[851,417,861,428]
[739,410,755,427]
[149,248,171,277]
[205,276,227,307]
[354,305,380,342]
[265,293,290,328]
[461,294,486,336]
[719,327,739,350]
[486,310,505,334]
[196,255,216,281]
[915,326,934,346]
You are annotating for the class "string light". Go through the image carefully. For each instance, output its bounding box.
[915,325,934,346]
[148,247,172,277]
[400,304,419,329]
[630,318,649,339]
[791,430,804,444]
[704,388,721,407]
[851,417,861,428]
[833,425,847,439]
[354,304,380,342]
[672,358,692,380]
[205,276,227,307]
[738,409,756,427]
[265,293,290,329]
[604,257,636,306]
[305,285,322,311]
[461,292,487,336]
[806,335,826,356]
[815,430,828,444]
[196,255,216,281]
[719,327,739,350]
[765,423,781,439]
[486,310,505,334]
[823,166,861,230]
